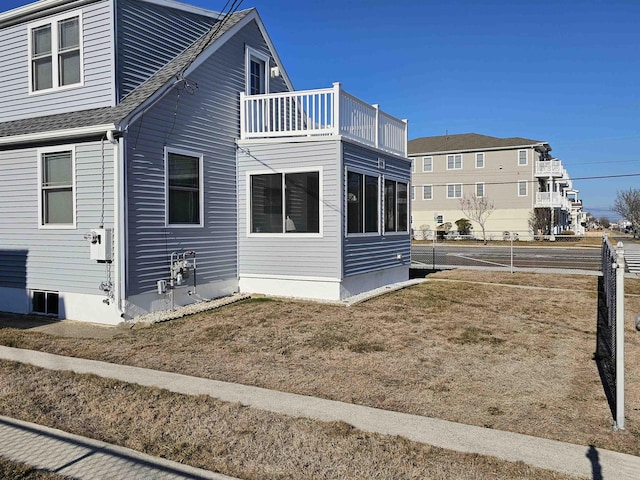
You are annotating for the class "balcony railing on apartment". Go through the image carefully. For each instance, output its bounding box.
[240,82,408,157]
[535,160,564,177]
[535,192,571,210]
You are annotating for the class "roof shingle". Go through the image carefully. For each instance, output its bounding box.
[408,133,548,155]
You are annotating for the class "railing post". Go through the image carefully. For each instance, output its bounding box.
[332,82,341,137]
[402,119,408,157]
[239,92,246,139]
[615,241,625,430]
[372,104,379,149]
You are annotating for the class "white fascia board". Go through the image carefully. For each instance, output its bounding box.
[0,124,117,146]
[0,0,97,27]
[409,142,550,157]
[137,0,222,19]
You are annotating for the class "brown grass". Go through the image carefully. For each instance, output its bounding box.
[1,271,639,458]
[0,361,579,480]
[0,458,66,479]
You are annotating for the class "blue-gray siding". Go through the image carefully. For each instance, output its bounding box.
[237,140,342,279]
[343,141,411,276]
[116,0,217,100]
[125,19,288,296]
[0,141,115,293]
[0,0,114,123]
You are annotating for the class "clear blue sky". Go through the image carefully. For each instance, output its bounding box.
[4,0,639,220]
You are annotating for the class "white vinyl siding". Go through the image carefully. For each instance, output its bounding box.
[38,146,76,229]
[423,185,433,200]
[518,149,528,166]
[422,156,433,172]
[29,11,83,94]
[476,152,484,168]
[447,183,462,199]
[518,180,528,196]
[447,154,462,170]
[475,182,485,197]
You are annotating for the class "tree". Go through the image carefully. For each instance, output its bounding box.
[455,218,473,235]
[613,188,640,238]
[528,208,559,237]
[598,216,611,229]
[459,195,495,244]
[436,222,452,240]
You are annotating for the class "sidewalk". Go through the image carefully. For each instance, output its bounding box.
[2,345,640,479]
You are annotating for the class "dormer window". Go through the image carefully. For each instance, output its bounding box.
[245,46,269,95]
[29,13,82,93]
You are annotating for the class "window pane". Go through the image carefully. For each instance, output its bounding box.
[46,292,59,316]
[43,152,71,186]
[285,172,319,233]
[168,153,200,225]
[347,172,363,233]
[423,185,431,200]
[447,156,453,169]
[59,51,80,85]
[364,175,378,233]
[384,179,396,232]
[44,189,73,224]
[423,157,432,172]
[397,183,408,232]
[34,57,53,90]
[33,25,51,55]
[58,17,79,50]
[251,174,282,233]
[455,155,462,168]
[476,183,484,197]
[250,59,265,95]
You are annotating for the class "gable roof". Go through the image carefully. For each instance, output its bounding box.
[408,133,550,156]
[0,7,288,145]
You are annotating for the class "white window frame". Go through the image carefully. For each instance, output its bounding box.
[446,183,463,199]
[247,166,324,238]
[411,159,416,174]
[518,180,528,197]
[518,149,528,166]
[422,184,433,200]
[245,46,270,95]
[422,156,433,172]
[382,176,409,235]
[37,145,76,230]
[165,147,205,228]
[475,182,485,198]
[411,185,416,201]
[475,152,485,168]
[447,154,462,170]
[346,169,380,237]
[28,10,84,95]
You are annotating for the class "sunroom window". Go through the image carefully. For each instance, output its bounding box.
[384,179,408,233]
[250,171,320,234]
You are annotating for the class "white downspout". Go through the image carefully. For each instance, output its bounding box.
[107,129,126,318]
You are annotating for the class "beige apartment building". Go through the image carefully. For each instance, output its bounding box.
[408,133,583,240]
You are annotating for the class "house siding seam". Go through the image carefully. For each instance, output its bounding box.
[0,0,114,123]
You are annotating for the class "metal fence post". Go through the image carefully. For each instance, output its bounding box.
[615,241,625,430]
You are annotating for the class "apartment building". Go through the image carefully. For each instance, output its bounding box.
[408,133,583,240]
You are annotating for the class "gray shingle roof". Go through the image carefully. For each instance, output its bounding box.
[0,8,252,140]
[408,133,548,155]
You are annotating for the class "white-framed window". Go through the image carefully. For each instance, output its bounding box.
[518,149,528,166]
[384,178,408,233]
[165,148,204,227]
[245,46,269,95]
[29,11,83,94]
[423,185,433,200]
[518,180,528,196]
[347,171,379,234]
[422,156,433,172]
[475,182,485,197]
[411,159,416,174]
[411,185,416,201]
[250,168,321,235]
[447,154,462,170]
[38,146,76,228]
[447,183,462,199]
[476,152,484,168]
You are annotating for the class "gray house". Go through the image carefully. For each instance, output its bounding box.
[0,0,410,324]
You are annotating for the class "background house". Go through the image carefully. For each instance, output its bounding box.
[0,0,410,324]
[408,133,584,240]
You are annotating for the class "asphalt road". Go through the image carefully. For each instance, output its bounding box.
[411,244,602,271]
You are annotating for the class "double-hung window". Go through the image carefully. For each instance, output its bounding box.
[30,13,82,93]
[518,180,528,197]
[39,147,75,227]
[384,179,408,233]
[476,152,484,168]
[422,156,433,172]
[166,150,203,226]
[245,46,269,95]
[423,185,433,200]
[447,154,462,170]
[518,149,528,166]
[347,171,378,234]
[447,183,462,199]
[251,170,320,234]
[475,182,485,197]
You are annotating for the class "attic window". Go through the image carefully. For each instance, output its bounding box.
[29,12,83,93]
[245,46,269,95]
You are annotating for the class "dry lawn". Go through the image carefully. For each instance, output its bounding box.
[0,458,65,479]
[1,271,639,458]
[0,361,579,480]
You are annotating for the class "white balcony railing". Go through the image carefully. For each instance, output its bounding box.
[240,82,408,157]
[536,192,571,210]
[535,160,564,177]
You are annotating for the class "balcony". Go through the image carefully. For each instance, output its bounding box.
[240,82,408,157]
[535,160,564,177]
[535,192,571,210]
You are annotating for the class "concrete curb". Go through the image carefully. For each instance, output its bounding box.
[2,346,640,479]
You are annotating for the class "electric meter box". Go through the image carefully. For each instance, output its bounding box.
[88,228,112,262]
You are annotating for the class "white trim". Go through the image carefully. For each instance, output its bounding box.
[518,149,528,166]
[138,0,222,19]
[475,182,485,198]
[422,156,433,172]
[446,154,462,170]
[246,166,324,238]
[37,144,77,230]
[0,124,117,146]
[518,180,528,197]
[475,152,485,168]
[422,184,433,200]
[28,10,84,95]
[164,147,205,228]
[245,45,270,95]
[446,183,463,199]
[411,158,416,174]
